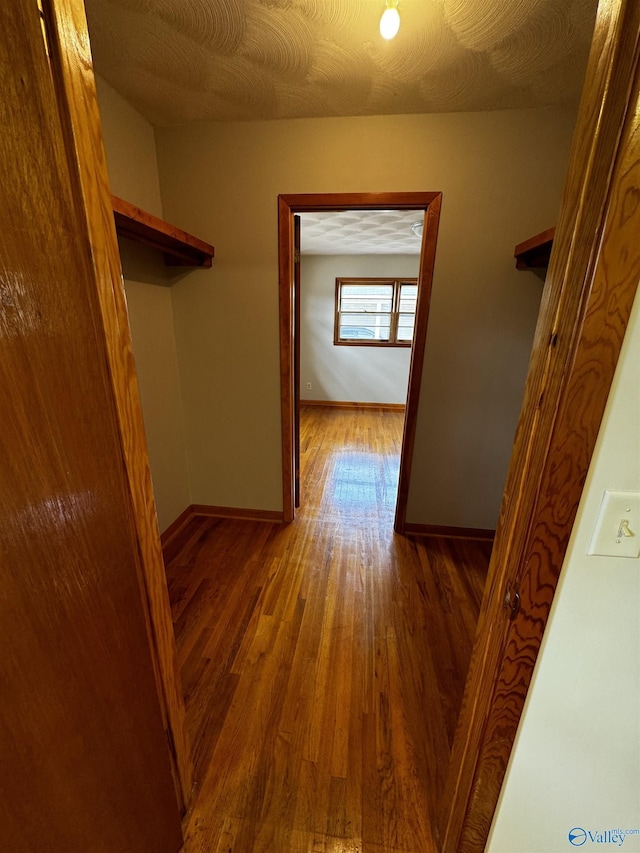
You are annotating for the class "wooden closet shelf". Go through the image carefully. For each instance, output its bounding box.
[514,226,555,271]
[112,195,215,268]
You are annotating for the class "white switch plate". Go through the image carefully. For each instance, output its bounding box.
[588,490,640,558]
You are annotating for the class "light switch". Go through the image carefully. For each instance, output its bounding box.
[588,490,640,558]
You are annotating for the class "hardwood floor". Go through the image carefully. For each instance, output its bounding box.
[166,405,491,853]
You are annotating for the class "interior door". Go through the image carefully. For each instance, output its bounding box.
[0,5,182,851]
[294,214,302,508]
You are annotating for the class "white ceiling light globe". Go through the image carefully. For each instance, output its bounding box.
[380,6,400,39]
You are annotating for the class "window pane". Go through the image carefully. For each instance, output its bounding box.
[339,314,391,340]
[397,314,415,341]
[335,279,416,345]
[398,284,417,313]
[340,284,393,314]
[341,297,393,313]
[342,284,393,299]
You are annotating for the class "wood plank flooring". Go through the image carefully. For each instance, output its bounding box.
[166,405,491,853]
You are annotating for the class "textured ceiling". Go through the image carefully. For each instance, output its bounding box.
[85,0,598,127]
[300,210,423,255]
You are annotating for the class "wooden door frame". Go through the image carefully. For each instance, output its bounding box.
[278,192,442,525]
[294,214,302,509]
[441,0,640,849]
[45,0,193,813]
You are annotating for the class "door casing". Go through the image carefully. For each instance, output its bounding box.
[278,192,442,527]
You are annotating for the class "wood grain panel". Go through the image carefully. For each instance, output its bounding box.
[0,3,182,850]
[441,1,640,849]
[43,0,193,809]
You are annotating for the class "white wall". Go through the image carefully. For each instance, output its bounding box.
[95,76,191,532]
[487,288,640,853]
[123,282,191,532]
[156,109,574,522]
[95,76,162,217]
[300,254,417,405]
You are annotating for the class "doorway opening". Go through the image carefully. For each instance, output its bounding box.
[277,192,442,530]
[296,213,419,516]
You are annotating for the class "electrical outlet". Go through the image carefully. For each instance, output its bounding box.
[306,382,312,390]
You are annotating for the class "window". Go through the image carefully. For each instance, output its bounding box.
[334,278,418,346]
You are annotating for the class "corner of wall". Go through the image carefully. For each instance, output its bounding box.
[96,77,192,531]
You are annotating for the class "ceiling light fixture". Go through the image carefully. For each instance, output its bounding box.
[380,0,400,40]
[411,221,423,238]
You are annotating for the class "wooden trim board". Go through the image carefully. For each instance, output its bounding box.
[160,506,195,567]
[162,505,284,536]
[278,192,442,527]
[112,195,215,268]
[514,226,555,270]
[160,506,194,548]
[191,504,284,523]
[403,523,495,542]
[301,400,406,412]
[161,505,284,568]
[394,197,441,534]
[278,192,443,211]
